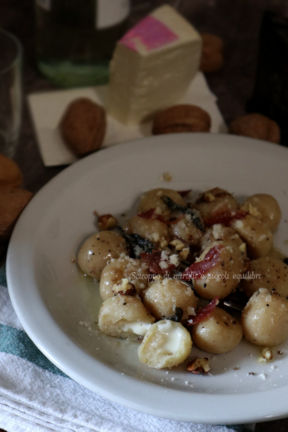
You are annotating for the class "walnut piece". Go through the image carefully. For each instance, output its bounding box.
[170,239,186,251]
[187,357,211,374]
[59,97,106,156]
[0,187,33,240]
[200,33,224,73]
[112,279,137,296]
[152,104,211,135]
[229,113,280,144]
[259,347,273,362]
[98,214,118,230]
[0,154,23,188]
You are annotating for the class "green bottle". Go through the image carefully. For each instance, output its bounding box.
[34,0,130,87]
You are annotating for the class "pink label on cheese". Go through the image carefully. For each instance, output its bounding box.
[120,16,178,51]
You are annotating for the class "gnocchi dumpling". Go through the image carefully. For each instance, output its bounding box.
[192,307,243,354]
[138,319,192,369]
[241,193,281,232]
[77,231,127,279]
[242,288,288,347]
[193,240,247,300]
[195,188,238,224]
[143,277,198,320]
[99,256,149,300]
[126,215,169,246]
[231,215,273,258]
[241,256,288,298]
[98,295,155,338]
[169,213,203,246]
[201,224,244,249]
[138,188,186,218]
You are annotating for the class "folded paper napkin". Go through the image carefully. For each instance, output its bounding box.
[28,72,227,167]
[0,266,255,432]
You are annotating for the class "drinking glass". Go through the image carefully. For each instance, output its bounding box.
[0,28,22,158]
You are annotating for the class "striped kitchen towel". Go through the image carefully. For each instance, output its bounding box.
[0,265,254,432]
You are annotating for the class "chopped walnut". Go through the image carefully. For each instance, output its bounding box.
[160,239,168,249]
[151,232,160,242]
[203,192,216,202]
[247,203,261,218]
[169,254,180,266]
[170,239,186,251]
[187,357,211,374]
[98,214,118,230]
[259,347,273,362]
[239,242,246,254]
[162,172,172,182]
[179,247,190,260]
[113,279,137,296]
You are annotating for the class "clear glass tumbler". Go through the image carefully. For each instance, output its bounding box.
[0,29,22,158]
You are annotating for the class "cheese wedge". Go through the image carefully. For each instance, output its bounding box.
[108,5,202,125]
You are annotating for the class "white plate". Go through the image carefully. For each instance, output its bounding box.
[7,133,288,424]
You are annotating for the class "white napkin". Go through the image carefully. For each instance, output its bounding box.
[27,72,227,167]
[0,266,254,432]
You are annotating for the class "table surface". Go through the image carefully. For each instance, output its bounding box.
[1,0,288,430]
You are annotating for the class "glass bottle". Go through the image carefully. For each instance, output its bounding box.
[34,0,130,87]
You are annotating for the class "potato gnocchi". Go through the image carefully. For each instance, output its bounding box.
[76,187,287,371]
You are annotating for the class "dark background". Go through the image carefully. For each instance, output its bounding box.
[1,0,288,430]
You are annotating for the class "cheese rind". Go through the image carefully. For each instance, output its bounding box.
[121,15,178,52]
[108,5,202,125]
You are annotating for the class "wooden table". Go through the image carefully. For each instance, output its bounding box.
[1,0,288,430]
